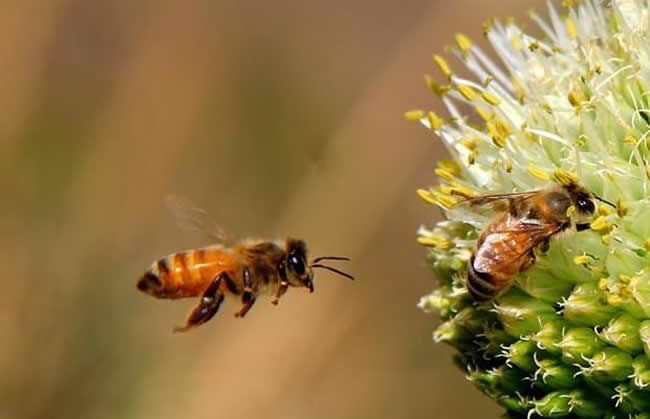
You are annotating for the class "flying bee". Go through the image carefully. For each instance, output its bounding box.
[456,182,612,301]
[137,198,353,332]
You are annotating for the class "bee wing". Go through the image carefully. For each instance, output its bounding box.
[453,190,540,208]
[472,221,562,274]
[165,194,229,243]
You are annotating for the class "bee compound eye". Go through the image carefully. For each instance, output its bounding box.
[289,255,305,275]
[577,196,595,214]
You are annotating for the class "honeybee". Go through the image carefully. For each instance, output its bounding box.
[137,199,353,332]
[457,182,609,301]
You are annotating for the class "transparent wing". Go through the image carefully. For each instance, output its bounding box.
[453,190,540,208]
[165,194,228,243]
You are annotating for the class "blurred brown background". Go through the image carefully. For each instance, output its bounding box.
[2,1,539,418]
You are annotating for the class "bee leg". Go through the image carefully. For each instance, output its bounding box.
[235,266,256,318]
[271,262,289,305]
[173,272,226,333]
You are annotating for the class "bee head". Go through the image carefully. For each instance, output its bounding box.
[563,182,599,216]
[286,238,314,292]
[574,190,596,215]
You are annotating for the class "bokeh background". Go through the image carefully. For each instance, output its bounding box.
[2,1,543,418]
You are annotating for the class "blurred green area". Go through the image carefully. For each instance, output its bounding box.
[2,1,537,418]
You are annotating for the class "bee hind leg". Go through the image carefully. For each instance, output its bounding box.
[235,266,256,318]
[173,272,226,333]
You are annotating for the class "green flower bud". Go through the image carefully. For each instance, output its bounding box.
[599,313,643,354]
[566,389,609,419]
[613,383,650,415]
[504,340,537,373]
[562,282,619,327]
[468,365,526,396]
[532,356,576,390]
[434,307,485,347]
[631,355,650,389]
[493,293,557,338]
[532,321,564,356]
[578,348,634,385]
[480,327,517,358]
[531,391,572,417]
[557,327,604,366]
[498,394,532,414]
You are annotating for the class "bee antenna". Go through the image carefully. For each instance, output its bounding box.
[311,256,351,264]
[310,264,354,280]
[594,194,616,208]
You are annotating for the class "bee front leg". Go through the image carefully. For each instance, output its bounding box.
[235,266,256,318]
[272,262,288,306]
[173,272,226,333]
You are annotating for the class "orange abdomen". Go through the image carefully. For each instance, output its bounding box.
[137,246,236,299]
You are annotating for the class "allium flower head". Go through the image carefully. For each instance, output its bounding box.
[412,1,650,417]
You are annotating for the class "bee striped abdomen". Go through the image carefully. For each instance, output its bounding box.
[467,255,498,301]
[137,246,236,299]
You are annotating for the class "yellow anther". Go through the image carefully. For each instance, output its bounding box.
[565,17,577,39]
[488,122,506,148]
[598,204,613,216]
[616,199,628,217]
[528,166,550,181]
[575,136,586,147]
[433,192,458,209]
[541,103,553,114]
[590,216,611,231]
[552,169,579,186]
[504,160,513,173]
[449,183,475,198]
[566,205,576,217]
[527,41,540,52]
[599,278,609,290]
[475,105,493,122]
[607,294,624,306]
[433,55,452,80]
[468,150,478,165]
[562,0,582,7]
[424,75,450,96]
[417,189,436,205]
[404,110,424,121]
[435,168,456,181]
[460,138,478,150]
[482,75,493,87]
[455,33,473,54]
[624,135,637,146]
[427,111,444,130]
[481,91,501,105]
[417,236,452,249]
[574,254,591,265]
[438,160,460,174]
[619,274,632,284]
[601,233,612,245]
[457,85,477,101]
[568,87,586,107]
[482,18,495,37]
